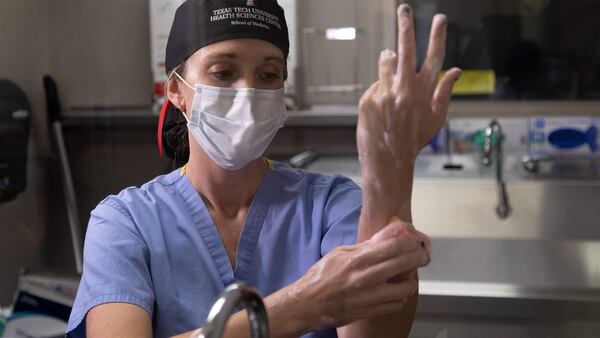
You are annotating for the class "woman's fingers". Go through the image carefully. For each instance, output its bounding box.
[357,81,381,133]
[367,300,409,319]
[355,247,429,286]
[432,67,462,117]
[390,268,417,284]
[358,81,379,115]
[370,218,431,254]
[356,277,418,306]
[369,218,408,242]
[421,14,448,85]
[357,236,421,267]
[378,49,397,90]
[296,232,427,327]
[413,227,432,255]
[382,278,419,302]
[395,4,417,89]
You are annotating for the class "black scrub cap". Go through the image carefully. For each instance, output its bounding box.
[165,0,290,75]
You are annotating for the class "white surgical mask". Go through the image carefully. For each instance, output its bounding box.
[175,73,286,171]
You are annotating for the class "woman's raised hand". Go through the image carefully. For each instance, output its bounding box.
[357,5,461,237]
[357,5,461,165]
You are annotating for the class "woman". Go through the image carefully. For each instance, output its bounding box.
[66,0,460,337]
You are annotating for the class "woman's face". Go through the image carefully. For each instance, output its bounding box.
[186,38,285,89]
[169,38,286,114]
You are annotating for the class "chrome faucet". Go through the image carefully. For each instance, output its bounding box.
[199,283,270,338]
[482,120,511,219]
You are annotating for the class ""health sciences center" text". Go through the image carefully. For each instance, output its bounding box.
[210,7,282,30]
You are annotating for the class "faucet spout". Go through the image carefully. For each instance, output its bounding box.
[200,283,270,338]
[482,120,512,219]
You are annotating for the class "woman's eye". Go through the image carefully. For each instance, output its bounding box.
[211,70,233,81]
[261,72,281,82]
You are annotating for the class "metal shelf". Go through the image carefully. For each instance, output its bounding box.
[59,101,600,128]
[287,100,600,126]
[448,100,600,118]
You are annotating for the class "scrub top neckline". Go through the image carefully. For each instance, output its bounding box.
[179,158,273,176]
[176,162,281,286]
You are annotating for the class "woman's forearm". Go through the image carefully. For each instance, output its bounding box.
[357,162,415,241]
[338,292,418,338]
[341,162,418,338]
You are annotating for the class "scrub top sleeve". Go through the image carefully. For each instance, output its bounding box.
[320,177,362,257]
[66,200,155,336]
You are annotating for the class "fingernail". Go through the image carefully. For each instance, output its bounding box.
[438,14,447,25]
[381,49,396,59]
[399,4,411,14]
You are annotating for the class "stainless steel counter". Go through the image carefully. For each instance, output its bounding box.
[420,238,600,301]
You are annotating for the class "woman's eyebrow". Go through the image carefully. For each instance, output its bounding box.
[264,56,285,65]
[203,53,283,65]
[204,53,237,61]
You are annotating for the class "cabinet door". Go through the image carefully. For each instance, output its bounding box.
[297,0,600,103]
[298,0,397,105]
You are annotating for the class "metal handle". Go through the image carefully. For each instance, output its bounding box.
[522,155,600,173]
[201,283,269,338]
[482,120,511,219]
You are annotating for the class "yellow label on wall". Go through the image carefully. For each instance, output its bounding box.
[439,70,496,95]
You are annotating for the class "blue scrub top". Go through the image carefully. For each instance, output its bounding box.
[66,161,361,338]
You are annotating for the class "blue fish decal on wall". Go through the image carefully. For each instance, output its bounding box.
[548,126,598,152]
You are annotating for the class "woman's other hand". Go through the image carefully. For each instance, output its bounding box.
[288,219,431,330]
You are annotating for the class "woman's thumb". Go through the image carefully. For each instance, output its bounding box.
[370,215,405,242]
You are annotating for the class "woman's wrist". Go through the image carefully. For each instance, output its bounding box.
[358,160,415,240]
[262,283,317,338]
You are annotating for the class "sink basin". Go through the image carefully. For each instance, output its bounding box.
[420,237,600,299]
[412,179,600,240]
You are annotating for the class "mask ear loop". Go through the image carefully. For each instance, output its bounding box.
[180,106,191,124]
[174,72,194,90]
[173,72,194,124]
